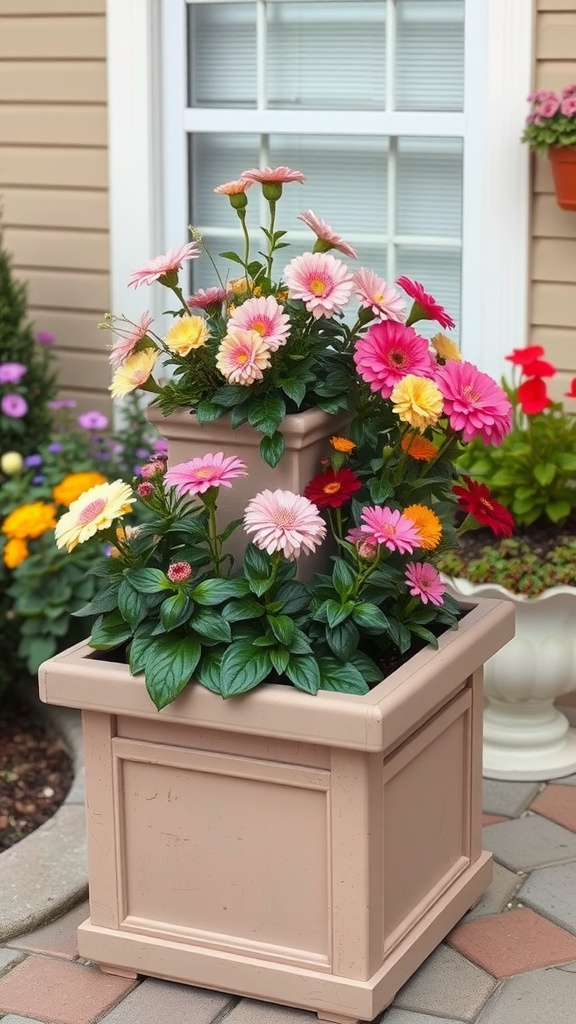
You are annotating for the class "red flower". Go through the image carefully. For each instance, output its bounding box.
[453,477,515,538]
[506,345,545,367]
[396,276,456,330]
[566,378,576,399]
[521,358,555,378]
[304,467,361,509]
[518,376,550,415]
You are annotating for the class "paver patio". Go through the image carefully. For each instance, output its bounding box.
[2,709,576,1023]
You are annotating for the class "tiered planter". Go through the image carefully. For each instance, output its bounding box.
[38,599,513,1024]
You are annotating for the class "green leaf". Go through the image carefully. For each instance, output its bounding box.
[127,567,171,593]
[267,614,295,645]
[25,636,58,673]
[351,602,390,633]
[259,431,285,468]
[73,580,120,617]
[369,478,393,504]
[269,647,290,675]
[318,656,369,695]
[212,384,250,408]
[196,400,225,424]
[221,595,265,622]
[90,610,133,651]
[195,649,223,694]
[128,634,151,675]
[118,579,149,628]
[219,250,244,265]
[284,655,320,694]
[326,599,355,629]
[160,591,192,632]
[282,378,307,406]
[556,453,576,472]
[219,640,272,697]
[190,607,232,643]
[326,620,360,661]
[534,462,556,488]
[332,558,355,600]
[545,499,571,523]
[248,397,286,437]
[191,577,249,605]
[288,628,313,655]
[144,634,201,710]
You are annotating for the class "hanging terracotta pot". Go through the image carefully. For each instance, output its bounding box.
[548,147,576,211]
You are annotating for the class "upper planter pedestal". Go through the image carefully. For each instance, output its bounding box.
[38,599,513,1024]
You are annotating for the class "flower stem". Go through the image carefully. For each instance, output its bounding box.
[266,200,276,279]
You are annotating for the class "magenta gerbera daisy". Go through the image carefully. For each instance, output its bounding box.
[353,321,434,399]
[128,242,200,288]
[353,268,407,323]
[244,489,326,561]
[297,210,357,259]
[283,251,354,319]
[228,296,290,351]
[405,562,446,606]
[360,506,422,555]
[164,453,248,497]
[396,276,456,330]
[435,360,513,446]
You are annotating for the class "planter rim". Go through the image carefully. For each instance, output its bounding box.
[39,599,513,752]
[443,575,576,605]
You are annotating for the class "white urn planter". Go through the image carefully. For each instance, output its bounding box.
[444,578,576,781]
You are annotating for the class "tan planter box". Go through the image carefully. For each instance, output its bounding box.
[38,599,513,1024]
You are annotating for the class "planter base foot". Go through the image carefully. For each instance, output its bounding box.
[483,703,576,781]
[99,964,139,980]
[316,1013,360,1024]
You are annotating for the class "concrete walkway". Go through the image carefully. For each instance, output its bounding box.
[2,707,576,1023]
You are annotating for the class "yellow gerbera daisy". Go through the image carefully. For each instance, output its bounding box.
[55,480,136,552]
[431,333,462,362]
[164,315,209,356]
[109,348,159,399]
[53,472,107,509]
[3,537,29,569]
[330,436,356,454]
[2,501,57,540]
[391,375,443,432]
[403,504,443,551]
[400,432,439,462]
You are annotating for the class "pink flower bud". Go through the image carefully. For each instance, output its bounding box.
[137,482,154,497]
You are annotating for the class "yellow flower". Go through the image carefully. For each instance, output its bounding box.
[164,316,209,356]
[403,504,442,551]
[400,432,439,462]
[1,451,23,476]
[55,480,136,552]
[3,537,29,569]
[2,502,57,540]
[109,349,159,399]
[391,375,443,432]
[431,333,462,362]
[53,472,107,508]
[330,436,356,454]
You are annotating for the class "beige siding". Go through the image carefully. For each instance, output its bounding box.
[530,1,576,374]
[0,0,110,416]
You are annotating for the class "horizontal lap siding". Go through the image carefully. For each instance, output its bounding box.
[0,2,111,417]
[531,3,576,376]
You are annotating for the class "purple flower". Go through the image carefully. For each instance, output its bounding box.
[47,442,63,453]
[32,474,45,485]
[24,454,43,467]
[1,394,28,418]
[48,399,77,410]
[153,439,169,454]
[78,410,109,431]
[135,447,151,459]
[36,331,56,346]
[0,363,27,385]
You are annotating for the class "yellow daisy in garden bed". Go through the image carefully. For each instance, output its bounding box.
[2,501,57,540]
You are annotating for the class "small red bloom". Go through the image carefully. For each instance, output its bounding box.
[518,376,550,415]
[304,467,361,509]
[565,378,576,399]
[396,276,455,330]
[506,345,544,367]
[453,477,515,538]
[521,358,556,378]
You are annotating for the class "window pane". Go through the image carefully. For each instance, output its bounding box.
[396,138,462,237]
[396,245,461,340]
[396,0,464,111]
[188,3,256,107]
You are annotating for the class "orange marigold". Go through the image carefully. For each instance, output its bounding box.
[403,504,442,551]
[2,502,57,540]
[3,537,29,569]
[53,472,107,508]
[400,432,439,461]
[330,436,356,454]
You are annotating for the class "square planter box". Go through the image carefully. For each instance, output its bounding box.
[38,598,513,1024]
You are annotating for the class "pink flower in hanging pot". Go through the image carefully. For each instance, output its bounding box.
[283,251,353,319]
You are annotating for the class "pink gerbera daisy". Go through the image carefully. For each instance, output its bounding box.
[435,360,513,446]
[228,296,290,351]
[353,268,407,323]
[108,311,155,368]
[396,276,456,330]
[353,321,434,399]
[297,210,357,259]
[283,251,354,319]
[360,506,422,555]
[244,489,326,561]
[405,562,446,606]
[187,287,227,311]
[164,453,248,497]
[241,166,306,185]
[128,242,200,288]
[215,329,272,385]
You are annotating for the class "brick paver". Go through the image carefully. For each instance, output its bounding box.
[224,998,317,1023]
[481,780,541,817]
[519,861,576,934]
[381,1012,466,1024]
[448,907,576,977]
[0,950,24,974]
[530,784,576,833]
[475,966,576,1024]
[392,945,495,1022]
[98,977,233,1023]
[482,813,576,870]
[464,863,522,921]
[9,901,88,960]
[0,955,136,1024]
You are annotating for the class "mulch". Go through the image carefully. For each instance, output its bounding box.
[0,697,73,852]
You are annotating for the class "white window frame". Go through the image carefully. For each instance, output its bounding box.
[106,0,533,381]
